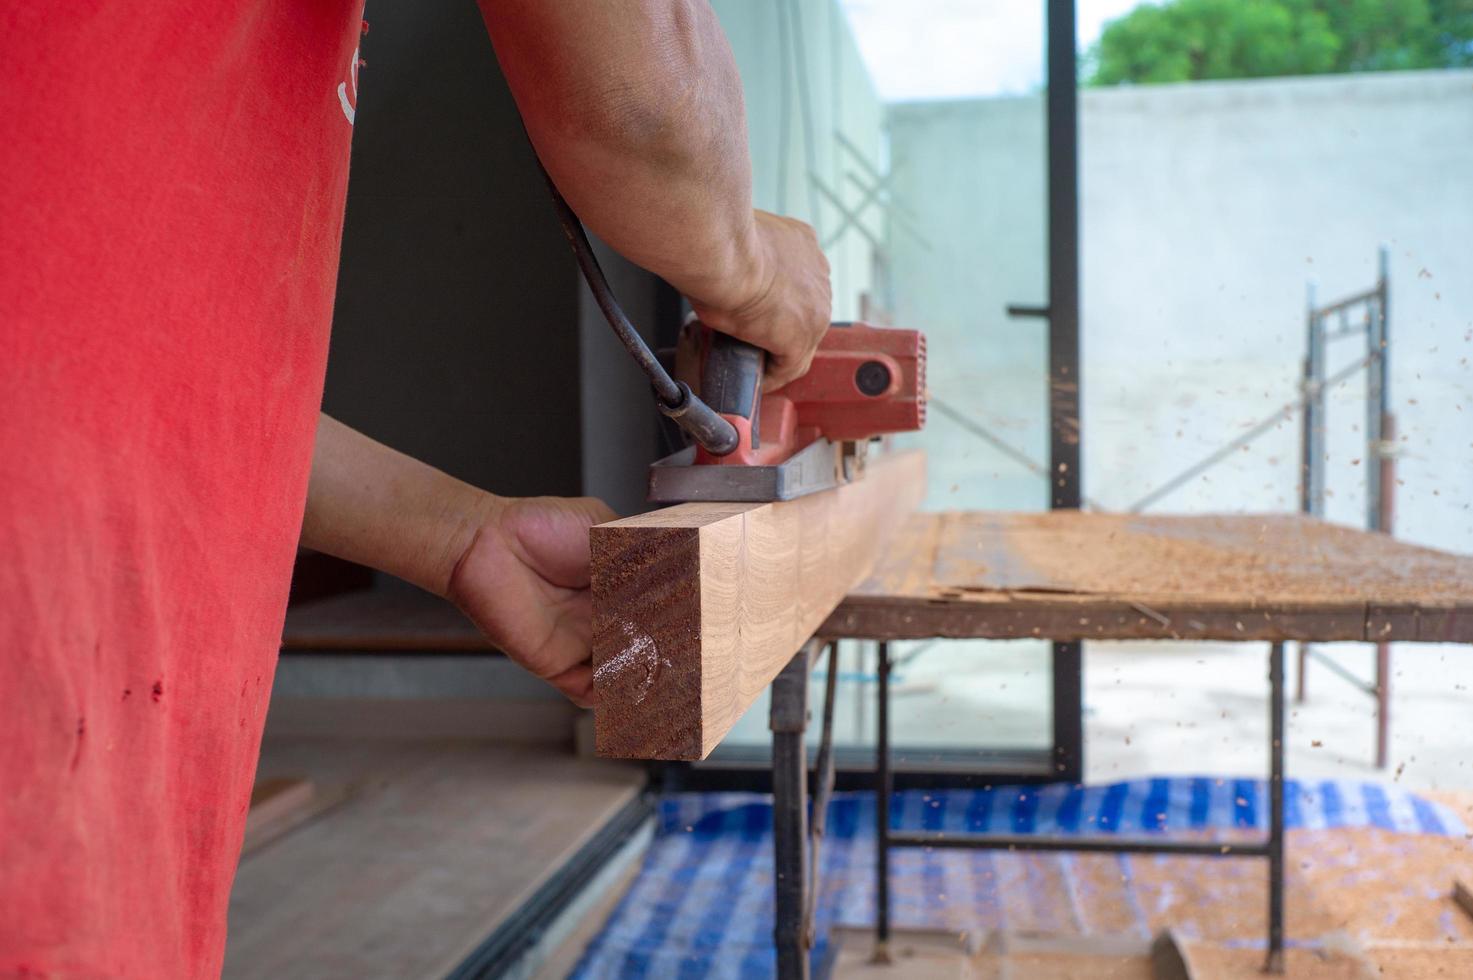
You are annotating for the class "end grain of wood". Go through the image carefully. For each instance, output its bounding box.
[591,450,926,760]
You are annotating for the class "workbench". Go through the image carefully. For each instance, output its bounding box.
[767,511,1473,978]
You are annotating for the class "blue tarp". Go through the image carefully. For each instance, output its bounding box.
[570,779,1466,979]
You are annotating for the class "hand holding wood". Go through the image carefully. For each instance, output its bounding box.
[449,495,618,708]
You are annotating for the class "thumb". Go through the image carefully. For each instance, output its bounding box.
[501,497,619,589]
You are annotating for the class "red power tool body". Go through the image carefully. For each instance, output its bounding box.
[535,163,926,501]
[675,320,927,469]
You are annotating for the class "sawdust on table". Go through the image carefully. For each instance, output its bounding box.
[931,512,1473,604]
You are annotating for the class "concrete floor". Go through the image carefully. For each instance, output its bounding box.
[1084,639,1473,794]
[721,637,1473,795]
[225,739,644,980]
[583,639,1473,976]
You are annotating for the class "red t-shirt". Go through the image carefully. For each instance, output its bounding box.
[1,3,366,975]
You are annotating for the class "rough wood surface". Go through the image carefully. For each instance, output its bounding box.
[823,512,1473,643]
[591,450,926,760]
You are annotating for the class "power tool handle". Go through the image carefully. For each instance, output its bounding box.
[701,331,765,423]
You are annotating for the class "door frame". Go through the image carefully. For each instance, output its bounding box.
[676,0,1083,790]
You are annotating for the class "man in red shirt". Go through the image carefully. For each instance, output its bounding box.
[0,2,830,976]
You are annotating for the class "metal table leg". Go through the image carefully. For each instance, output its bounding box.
[807,643,840,945]
[859,638,1290,973]
[1295,642,1309,703]
[874,641,892,964]
[772,645,814,980]
[1374,641,1391,770]
[1266,640,1287,974]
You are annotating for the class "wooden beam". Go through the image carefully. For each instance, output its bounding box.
[590,450,925,760]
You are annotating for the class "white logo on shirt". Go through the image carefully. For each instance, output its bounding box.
[338,46,360,125]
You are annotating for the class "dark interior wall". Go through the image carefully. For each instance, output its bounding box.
[579,240,675,517]
[324,0,583,499]
[323,1,671,564]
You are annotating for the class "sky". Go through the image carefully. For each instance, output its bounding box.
[839,0,1153,101]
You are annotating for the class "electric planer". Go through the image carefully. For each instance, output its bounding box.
[540,171,926,503]
[649,318,925,501]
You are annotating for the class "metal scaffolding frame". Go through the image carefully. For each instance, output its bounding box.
[1115,246,1396,768]
[873,640,1291,974]
[768,638,1292,976]
[1298,246,1396,769]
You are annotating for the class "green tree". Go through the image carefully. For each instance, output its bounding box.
[1426,0,1473,66]
[1084,0,1473,85]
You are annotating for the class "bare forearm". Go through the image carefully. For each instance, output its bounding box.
[300,414,498,597]
[480,0,763,312]
[300,415,614,704]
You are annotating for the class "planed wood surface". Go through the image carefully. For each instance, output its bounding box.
[823,511,1473,643]
[591,450,926,760]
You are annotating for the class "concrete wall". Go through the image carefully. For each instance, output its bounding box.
[712,0,886,320]
[327,0,581,501]
[886,69,1473,554]
[885,97,1051,512]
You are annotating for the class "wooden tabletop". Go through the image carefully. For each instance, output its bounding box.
[821,512,1473,644]
[284,512,1473,652]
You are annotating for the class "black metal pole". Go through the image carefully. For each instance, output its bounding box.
[1051,641,1083,781]
[1266,641,1287,974]
[1368,245,1390,533]
[874,642,892,963]
[1301,285,1324,517]
[885,832,1272,856]
[805,642,840,945]
[1046,0,1085,786]
[1372,246,1394,770]
[1297,284,1320,708]
[1047,0,1080,510]
[771,648,812,980]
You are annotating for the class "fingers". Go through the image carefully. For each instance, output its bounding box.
[689,211,830,391]
[451,499,609,710]
[532,605,597,707]
[762,307,826,390]
[546,663,597,709]
[763,346,819,392]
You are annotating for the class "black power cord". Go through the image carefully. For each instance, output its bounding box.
[537,165,739,456]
